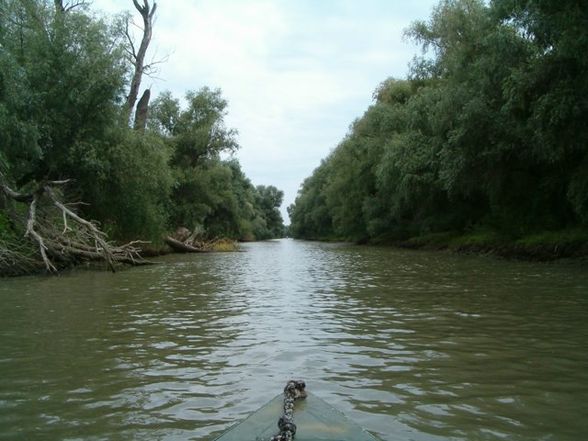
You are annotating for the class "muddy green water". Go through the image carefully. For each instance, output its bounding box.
[1,239,587,441]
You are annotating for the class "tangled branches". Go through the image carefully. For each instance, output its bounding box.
[0,238,44,276]
[0,178,151,274]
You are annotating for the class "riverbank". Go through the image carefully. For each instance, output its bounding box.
[0,238,242,278]
[296,229,588,261]
[371,229,588,261]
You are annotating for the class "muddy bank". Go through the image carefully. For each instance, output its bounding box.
[388,233,588,262]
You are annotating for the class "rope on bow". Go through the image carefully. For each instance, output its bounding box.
[269,380,307,441]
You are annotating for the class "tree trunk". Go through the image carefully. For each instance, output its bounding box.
[53,1,88,13]
[125,0,157,119]
[134,88,150,131]
[164,236,210,253]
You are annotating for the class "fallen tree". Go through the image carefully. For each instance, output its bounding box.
[164,236,210,253]
[0,177,151,275]
[164,227,238,253]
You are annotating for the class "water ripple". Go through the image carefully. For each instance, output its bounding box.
[1,240,588,440]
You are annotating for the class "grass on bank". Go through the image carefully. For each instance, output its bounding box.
[211,239,240,252]
[514,229,588,247]
[369,227,588,260]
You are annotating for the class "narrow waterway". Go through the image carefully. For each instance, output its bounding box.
[1,239,587,441]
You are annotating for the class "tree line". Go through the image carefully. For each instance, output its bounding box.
[0,0,284,274]
[288,0,588,248]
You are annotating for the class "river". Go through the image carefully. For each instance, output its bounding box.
[1,239,587,440]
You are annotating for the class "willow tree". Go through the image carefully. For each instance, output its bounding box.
[289,0,588,243]
[149,88,240,233]
[0,0,164,273]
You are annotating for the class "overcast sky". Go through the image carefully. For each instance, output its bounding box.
[95,0,439,222]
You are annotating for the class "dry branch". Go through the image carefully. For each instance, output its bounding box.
[25,192,57,272]
[0,178,152,274]
[125,0,157,116]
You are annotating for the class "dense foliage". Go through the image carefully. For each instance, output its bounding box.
[0,0,284,251]
[289,0,588,243]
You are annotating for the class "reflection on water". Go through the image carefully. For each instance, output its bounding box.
[1,239,588,440]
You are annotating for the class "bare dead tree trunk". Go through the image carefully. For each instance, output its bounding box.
[54,0,88,13]
[134,88,150,131]
[125,0,157,119]
[164,228,236,253]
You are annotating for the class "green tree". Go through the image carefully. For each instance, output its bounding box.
[255,185,284,239]
[149,88,239,231]
[0,0,171,244]
[289,160,334,239]
[290,0,588,243]
[149,88,284,240]
[492,0,588,224]
[0,0,128,184]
